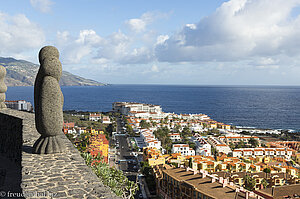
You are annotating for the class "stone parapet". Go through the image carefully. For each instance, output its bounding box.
[0,108,120,198]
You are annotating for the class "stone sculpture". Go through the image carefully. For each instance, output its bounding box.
[0,65,7,109]
[33,46,65,154]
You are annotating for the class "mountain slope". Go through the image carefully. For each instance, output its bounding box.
[0,57,106,86]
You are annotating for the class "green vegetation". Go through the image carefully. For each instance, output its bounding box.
[243,175,256,191]
[140,161,156,194]
[207,128,221,136]
[153,127,172,153]
[261,179,268,189]
[249,138,259,147]
[81,152,138,199]
[63,112,116,140]
[236,140,245,148]
[140,120,151,129]
[180,126,193,141]
[74,131,91,152]
[263,167,271,174]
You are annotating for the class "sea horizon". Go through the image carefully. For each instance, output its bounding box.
[6,85,300,132]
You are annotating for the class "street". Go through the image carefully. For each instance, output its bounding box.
[113,116,145,199]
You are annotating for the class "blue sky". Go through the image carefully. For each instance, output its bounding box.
[1,0,300,85]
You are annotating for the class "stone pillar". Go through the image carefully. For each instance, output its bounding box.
[0,65,7,109]
[33,46,65,154]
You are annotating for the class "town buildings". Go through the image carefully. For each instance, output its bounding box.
[113,102,163,118]
[169,133,181,142]
[172,144,195,156]
[140,129,162,149]
[233,148,294,159]
[5,100,33,112]
[191,136,211,156]
[153,165,257,199]
[89,113,101,121]
[143,147,166,166]
[206,136,232,154]
[219,134,260,146]
[88,133,109,163]
[112,102,300,197]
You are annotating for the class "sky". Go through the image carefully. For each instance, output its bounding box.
[1,0,300,85]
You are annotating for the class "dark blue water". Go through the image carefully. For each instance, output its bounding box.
[6,85,300,131]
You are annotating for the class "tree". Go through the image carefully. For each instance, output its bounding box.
[236,140,245,148]
[126,124,134,136]
[229,142,235,150]
[140,120,151,129]
[243,175,256,191]
[249,138,259,148]
[263,167,271,174]
[81,152,138,199]
[261,178,268,189]
[188,157,193,168]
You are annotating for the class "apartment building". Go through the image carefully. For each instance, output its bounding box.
[233,148,293,159]
[153,165,257,199]
[88,134,109,163]
[172,144,195,156]
[213,171,295,191]
[112,102,162,115]
[102,115,111,124]
[89,113,101,121]
[169,133,181,142]
[219,135,260,145]
[254,184,300,199]
[206,137,232,154]
[5,100,33,112]
[191,136,211,156]
[143,147,166,166]
[140,129,161,149]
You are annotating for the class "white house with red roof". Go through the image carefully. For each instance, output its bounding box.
[233,148,293,159]
[172,144,195,156]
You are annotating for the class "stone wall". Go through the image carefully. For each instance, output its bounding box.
[0,112,22,163]
[0,109,120,198]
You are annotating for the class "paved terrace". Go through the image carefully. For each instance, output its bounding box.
[0,108,120,199]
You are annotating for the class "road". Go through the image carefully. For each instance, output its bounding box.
[114,116,144,199]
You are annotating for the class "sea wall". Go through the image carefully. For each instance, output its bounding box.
[0,108,120,198]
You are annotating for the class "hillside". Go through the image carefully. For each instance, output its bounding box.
[0,57,106,86]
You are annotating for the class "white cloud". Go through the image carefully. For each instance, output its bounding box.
[57,29,154,65]
[186,24,196,30]
[126,18,147,33]
[30,0,54,13]
[155,0,300,65]
[0,12,45,55]
[126,11,168,33]
[156,35,169,45]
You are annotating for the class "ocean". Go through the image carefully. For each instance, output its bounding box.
[6,85,300,131]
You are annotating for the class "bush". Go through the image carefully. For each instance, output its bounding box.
[81,152,139,199]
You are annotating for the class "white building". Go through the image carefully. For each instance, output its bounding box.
[191,136,211,156]
[140,129,161,149]
[112,102,162,116]
[102,115,112,124]
[233,148,293,159]
[89,113,101,121]
[169,133,181,142]
[189,123,204,132]
[207,136,232,154]
[5,100,33,112]
[172,144,195,156]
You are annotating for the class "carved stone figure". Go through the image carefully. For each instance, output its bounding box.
[33,46,65,154]
[0,65,7,109]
